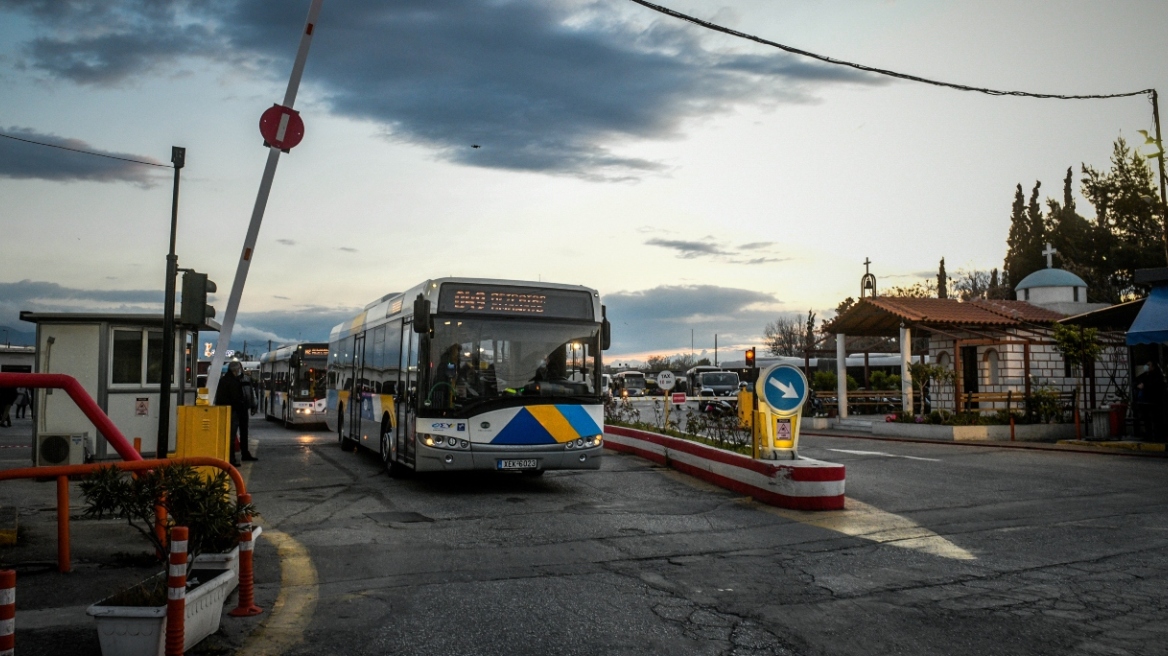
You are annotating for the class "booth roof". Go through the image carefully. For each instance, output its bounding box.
[19,311,221,333]
[1127,285,1168,345]
[824,297,1065,337]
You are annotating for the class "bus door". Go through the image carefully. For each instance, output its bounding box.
[347,333,367,443]
[394,321,418,468]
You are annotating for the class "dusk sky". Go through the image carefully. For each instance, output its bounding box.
[2,0,1166,363]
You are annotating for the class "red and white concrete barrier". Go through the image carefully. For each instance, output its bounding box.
[166,526,188,656]
[0,570,13,656]
[604,426,845,510]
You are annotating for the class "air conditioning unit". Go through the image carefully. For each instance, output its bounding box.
[36,433,88,466]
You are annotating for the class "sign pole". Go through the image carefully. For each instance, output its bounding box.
[208,0,324,402]
[656,371,676,429]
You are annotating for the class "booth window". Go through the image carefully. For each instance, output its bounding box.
[111,328,167,386]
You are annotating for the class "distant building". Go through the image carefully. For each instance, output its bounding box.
[0,345,35,373]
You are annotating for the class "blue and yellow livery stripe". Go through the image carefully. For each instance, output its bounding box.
[491,405,602,445]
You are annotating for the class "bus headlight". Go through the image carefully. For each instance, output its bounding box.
[421,434,436,447]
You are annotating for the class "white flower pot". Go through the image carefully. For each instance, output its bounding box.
[191,526,260,594]
[87,568,236,656]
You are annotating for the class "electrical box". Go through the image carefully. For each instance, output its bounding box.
[175,405,231,476]
[36,433,89,466]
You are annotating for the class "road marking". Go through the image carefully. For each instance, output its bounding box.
[757,497,976,561]
[825,448,941,462]
[238,524,319,656]
[634,450,974,561]
[236,446,320,656]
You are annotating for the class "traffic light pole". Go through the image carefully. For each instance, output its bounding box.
[158,146,185,457]
[207,0,323,403]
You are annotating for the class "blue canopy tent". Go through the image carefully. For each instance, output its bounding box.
[1127,270,1168,346]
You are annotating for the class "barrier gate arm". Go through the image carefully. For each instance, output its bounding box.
[0,372,143,462]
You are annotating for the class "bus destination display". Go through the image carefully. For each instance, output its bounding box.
[438,284,594,320]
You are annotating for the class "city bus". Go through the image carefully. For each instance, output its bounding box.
[612,371,646,397]
[325,278,611,475]
[258,343,329,427]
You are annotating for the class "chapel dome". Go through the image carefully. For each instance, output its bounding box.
[1014,268,1087,291]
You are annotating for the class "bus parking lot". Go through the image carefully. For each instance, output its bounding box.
[8,417,1168,656]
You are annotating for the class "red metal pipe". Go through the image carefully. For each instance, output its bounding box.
[0,458,245,573]
[0,458,246,496]
[0,372,142,461]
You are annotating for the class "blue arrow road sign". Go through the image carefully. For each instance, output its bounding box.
[761,364,808,414]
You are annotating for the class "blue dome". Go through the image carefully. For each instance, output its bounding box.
[1014,268,1087,290]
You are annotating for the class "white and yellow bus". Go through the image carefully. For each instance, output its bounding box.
[325,278,611,475]
[258,343,329,427]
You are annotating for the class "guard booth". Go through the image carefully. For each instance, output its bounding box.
[19,311,219,463]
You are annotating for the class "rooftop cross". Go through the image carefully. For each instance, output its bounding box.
[1042,242,1057,268]
[863,257,871,274]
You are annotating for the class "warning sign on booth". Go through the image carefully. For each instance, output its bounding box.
[135,398,149,416]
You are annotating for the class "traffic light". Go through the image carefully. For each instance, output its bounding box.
[180,271,217,325]
[745,347,756,369]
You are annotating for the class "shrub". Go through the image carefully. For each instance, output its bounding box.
[811,371,835,391]
[81,464,255,570]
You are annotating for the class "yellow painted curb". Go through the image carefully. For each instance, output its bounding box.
[238,523,319,656]
[0,508,17,546]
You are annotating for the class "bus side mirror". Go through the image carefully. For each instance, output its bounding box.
[413,294,431,334]
[290,354,301,367]
[602,318,611,351]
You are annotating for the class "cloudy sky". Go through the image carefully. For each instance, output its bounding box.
[1,0,1165,362]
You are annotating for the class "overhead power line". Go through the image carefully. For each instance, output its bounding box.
[627,0,1154,101]
[0,131,171,168]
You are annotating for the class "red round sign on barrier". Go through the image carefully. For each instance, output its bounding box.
[258,104,305,151]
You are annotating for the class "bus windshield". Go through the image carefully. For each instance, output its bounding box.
[427,318,600,411]
[623,376,645,389]
[700,373,738,386]
[295,364,328,401]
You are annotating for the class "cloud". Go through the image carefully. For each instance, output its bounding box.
[0,278,356,353]
[602,284,780,355]
[0,279,164,326]
[0,127,164,185]
[2,0,884,179]
[275,239,296,246]
[646,235,788,265]
[644,238,729,258]
[337,246,358,253]
[197,305,359,355]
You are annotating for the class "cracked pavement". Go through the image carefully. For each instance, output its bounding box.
[225,424,1168,656]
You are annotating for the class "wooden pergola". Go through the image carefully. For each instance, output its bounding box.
[823,297,1067,417]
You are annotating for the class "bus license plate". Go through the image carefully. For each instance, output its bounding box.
[498,459,539,470]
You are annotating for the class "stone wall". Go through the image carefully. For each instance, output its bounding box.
[927,330,1128,414]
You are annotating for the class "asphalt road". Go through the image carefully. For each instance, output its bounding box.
[237,419,1168,656]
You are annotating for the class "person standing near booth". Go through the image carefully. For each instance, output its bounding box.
[215,360,259,464]
[1134,360,1166,442]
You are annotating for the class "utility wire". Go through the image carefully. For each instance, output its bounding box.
[628,0,1154,101]
[0,131,171,168]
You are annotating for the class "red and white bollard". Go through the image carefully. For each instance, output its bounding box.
[229,494,263,616]
[166,526,188,656]
[0,570,14,656]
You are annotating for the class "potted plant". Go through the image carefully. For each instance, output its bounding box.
[80,464,256,656]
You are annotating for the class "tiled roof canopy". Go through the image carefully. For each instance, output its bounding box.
[824,297,1065,336]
